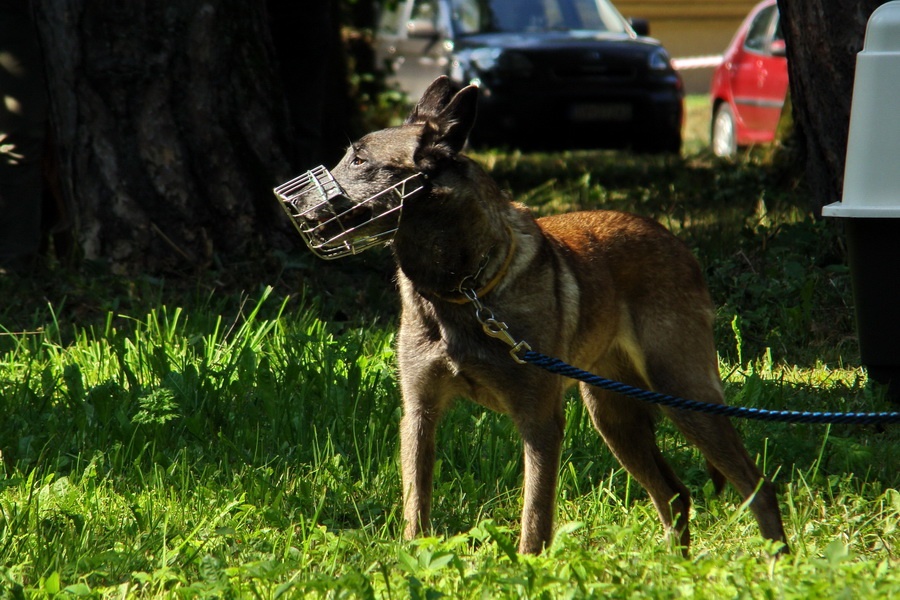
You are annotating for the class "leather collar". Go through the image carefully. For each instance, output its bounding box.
[436,227,517,304]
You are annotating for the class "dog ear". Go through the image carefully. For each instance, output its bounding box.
[405,76,455,125]
[414,84,478,167]
[434,84,478,154]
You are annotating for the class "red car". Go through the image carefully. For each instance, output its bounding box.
[709,0,788,157]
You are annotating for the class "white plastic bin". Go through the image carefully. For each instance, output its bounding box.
[823,1,900,400]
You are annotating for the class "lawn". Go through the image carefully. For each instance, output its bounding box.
[1,96,898,598]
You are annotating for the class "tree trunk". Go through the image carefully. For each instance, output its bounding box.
[31,0,301,275]
[777,0,884,214]
[269,1,354,170]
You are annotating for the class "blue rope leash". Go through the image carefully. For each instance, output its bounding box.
[461,285,899,425]
[521,350,900,425]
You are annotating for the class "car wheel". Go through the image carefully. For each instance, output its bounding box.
[711,103,737,158]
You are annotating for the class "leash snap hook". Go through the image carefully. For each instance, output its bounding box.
[480,317,532,365]
[465,287,532,364]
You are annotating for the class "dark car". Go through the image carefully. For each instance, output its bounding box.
[709,0,788,157]
[376,0,684,153]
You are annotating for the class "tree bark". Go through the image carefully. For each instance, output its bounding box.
[31,0,298,275]
[268,1,354,170]
[777,0,884,214]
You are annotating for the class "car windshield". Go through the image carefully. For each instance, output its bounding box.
[451,0,628,35]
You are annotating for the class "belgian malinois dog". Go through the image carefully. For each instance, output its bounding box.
[277,76,788,555]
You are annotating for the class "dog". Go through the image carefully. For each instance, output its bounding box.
[278,76,788,555]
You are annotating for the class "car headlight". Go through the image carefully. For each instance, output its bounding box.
[648,48,672,71]
[469,47,502,71]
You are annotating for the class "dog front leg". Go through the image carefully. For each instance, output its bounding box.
[400,405,441,540]
[516,409,565,554]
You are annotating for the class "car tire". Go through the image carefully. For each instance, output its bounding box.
[711,103,737,158]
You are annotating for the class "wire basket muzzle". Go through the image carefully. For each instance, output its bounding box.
[274,166,426,260]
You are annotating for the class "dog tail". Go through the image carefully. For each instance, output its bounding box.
[706,460,727,495]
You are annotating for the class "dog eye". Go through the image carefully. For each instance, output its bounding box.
[351,156,366,166]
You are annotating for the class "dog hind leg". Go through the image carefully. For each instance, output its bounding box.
[580,378,693,555]
[661,403,788,550]
[646,358,789,552]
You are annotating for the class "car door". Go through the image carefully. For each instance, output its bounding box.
[730,4,786,137]
[376,0,451,101]
[754,14,789,137]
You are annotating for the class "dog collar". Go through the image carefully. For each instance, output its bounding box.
[438,227,517,304]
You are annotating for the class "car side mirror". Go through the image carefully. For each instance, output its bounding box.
[770,39,787,57]
[629,17,650,36]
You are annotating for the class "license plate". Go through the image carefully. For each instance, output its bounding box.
[570,103,633,122]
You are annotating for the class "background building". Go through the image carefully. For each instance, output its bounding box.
[615,0,760,93]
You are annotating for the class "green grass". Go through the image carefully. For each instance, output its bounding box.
[1,96,898,598]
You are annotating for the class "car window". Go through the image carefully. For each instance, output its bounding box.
[569,0,624,31]
[744,5,777,53]
[451,0,626,34]
[773,13,783,43]
[452,0,482,33]
[495,0,552,31]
